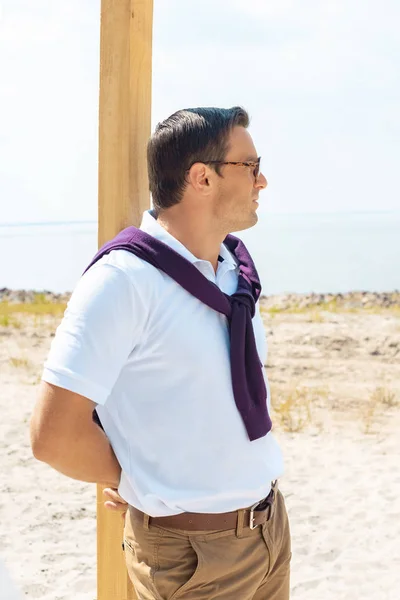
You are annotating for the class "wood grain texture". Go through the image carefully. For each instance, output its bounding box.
[98,0,153,248]
[97,1,153,598]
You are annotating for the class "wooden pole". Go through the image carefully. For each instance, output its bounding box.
[97,1,153,598]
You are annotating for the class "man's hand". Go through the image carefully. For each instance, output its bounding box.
[103,487,129,520]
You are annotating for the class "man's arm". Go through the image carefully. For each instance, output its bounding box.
[30,381,121,488]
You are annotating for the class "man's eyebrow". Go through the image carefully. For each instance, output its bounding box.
[243,155,259,162]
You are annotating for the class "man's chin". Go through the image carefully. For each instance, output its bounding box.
[231,213,258,233]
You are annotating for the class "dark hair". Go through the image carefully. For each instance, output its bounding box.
[147,106,250,212]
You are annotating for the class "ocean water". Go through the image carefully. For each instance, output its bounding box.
[0,211,399,295]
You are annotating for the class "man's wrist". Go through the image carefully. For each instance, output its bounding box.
[99,468,121,489]
[103,474,121,489]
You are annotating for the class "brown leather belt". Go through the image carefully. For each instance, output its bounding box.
[130,482,278,532]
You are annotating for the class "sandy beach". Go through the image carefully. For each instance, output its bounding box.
[1,291,399,599]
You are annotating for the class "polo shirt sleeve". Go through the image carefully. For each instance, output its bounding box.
[42,262,146,406]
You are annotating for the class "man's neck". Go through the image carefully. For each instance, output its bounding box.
[156,211,225,273]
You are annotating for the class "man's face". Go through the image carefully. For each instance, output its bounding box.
[212,126,267,233]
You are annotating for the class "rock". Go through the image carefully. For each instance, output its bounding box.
[260,291,400,311]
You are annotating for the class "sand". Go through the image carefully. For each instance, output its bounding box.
[1,298,399,599]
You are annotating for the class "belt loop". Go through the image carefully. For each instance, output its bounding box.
[235,509,245,538]
[269,483,278,521]
[271,480,278,505]
[143,513,150,531]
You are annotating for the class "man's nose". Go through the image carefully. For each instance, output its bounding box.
[256,172,268,190]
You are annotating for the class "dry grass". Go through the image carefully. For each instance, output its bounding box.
[307,310,325,323]
[0,314,22,328]
[0,297,67,318]
[272,383,399,435]
[362,386,398,434]
[374,386,398,408]
[260,299,400,317]
[0,299,66,333]
[9,356,33,370]
[271,385,327,433]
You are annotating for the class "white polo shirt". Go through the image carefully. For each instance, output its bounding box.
[42,211,283,516]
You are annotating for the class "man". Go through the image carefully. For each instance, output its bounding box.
[30,107,291,599]
[0,559,22,600]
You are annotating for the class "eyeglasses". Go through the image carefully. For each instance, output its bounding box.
[203,157,261,182]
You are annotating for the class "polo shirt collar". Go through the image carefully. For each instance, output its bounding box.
[140,210,237,271]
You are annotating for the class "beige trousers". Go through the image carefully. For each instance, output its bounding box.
[123,489,291,600]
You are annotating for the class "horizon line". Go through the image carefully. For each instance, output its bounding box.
[1,209,400,228]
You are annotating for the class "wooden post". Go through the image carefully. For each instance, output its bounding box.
[97,1,153,599]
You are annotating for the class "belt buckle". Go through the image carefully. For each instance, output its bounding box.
[249,501,261,530]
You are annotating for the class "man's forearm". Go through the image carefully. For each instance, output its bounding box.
[36,420,122,488]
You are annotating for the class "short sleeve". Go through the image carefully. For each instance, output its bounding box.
[42,262,146,405]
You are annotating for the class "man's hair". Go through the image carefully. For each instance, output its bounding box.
[147,106,250,212]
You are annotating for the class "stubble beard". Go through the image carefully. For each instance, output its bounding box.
[214,188,258,234]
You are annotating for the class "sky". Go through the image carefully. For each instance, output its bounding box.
[0,0,399,225]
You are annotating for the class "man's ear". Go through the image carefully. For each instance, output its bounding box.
[187,163,212,193]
